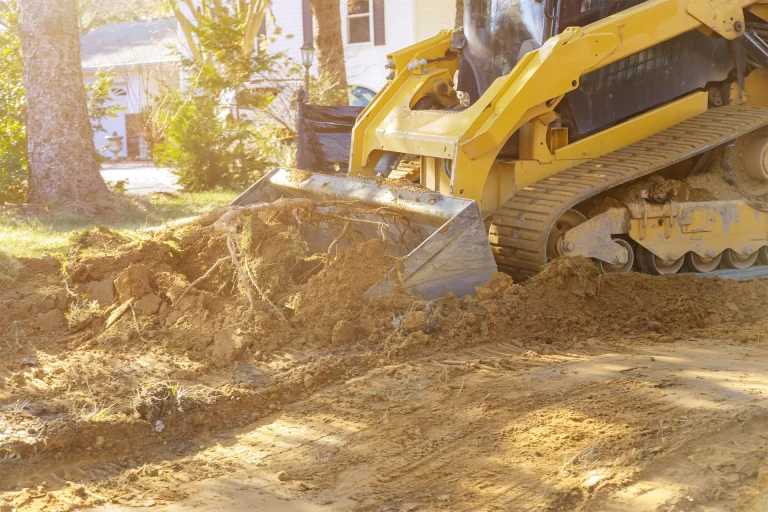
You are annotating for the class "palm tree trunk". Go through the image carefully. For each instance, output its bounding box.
[310,0,348,99]
[18,0,108,203]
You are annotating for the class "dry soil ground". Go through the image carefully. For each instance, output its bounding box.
[3,198,768,512]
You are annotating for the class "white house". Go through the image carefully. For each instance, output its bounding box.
[268,0,456,91]
[80,18,181,159]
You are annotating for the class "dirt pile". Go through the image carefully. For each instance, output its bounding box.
[56,204,404,363]
[5,201,768,510]
[430,256,768,351]
[588,161,745,217]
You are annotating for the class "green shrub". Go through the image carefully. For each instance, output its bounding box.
[155,94,233,191]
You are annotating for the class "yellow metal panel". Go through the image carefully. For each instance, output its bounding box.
[629,200,768,259]
[519,118,554,163]
[746,69,768,107]
[555,92,708,161]
[749,4,768,20]
[687,0,746,39]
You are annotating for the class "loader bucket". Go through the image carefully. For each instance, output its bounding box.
[232,168,498,300]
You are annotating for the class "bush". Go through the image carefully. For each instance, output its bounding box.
[155,94,234,191]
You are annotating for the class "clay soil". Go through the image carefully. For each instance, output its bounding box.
[3,205,768,512]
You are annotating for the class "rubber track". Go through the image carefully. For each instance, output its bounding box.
[489,105,768,279]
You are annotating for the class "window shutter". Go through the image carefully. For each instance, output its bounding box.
[373,0,385,46]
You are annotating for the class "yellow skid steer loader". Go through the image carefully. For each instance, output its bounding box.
[235,0,768,299]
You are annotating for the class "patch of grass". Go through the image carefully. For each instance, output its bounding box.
[0,251,22,282]
[0,190,238,258]
[66,297,102,328]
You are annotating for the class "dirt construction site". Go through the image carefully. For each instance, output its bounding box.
[3,193,768,512]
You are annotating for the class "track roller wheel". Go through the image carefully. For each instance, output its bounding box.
[722,249,759,269]
[599,239,634,274]
[759,247,768,265]
[636,245,684,275]
[547,209,587,259]
[685,251,723,273]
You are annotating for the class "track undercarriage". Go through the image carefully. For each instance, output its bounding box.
[490,105,768,280]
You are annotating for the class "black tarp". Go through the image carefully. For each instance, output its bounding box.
[296,101,364,174]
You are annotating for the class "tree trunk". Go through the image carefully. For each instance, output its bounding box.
[19,0,108,203]
[455,0,464,28]
[310,0,348,101]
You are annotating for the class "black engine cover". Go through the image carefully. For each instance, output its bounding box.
[564,30,732,137]
[556,0,733,137]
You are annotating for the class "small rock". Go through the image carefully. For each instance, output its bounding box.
[331,320,357,346]
[402,311,426,333]
[475,272,514,299]
[114,264,153,302]
[276,471,291,482]
[134,294,162,315]
[647,320,663,333]
[303,374,315,390]
[85,277,115,307]
[479,300,499,315]
[725,302,740,313]
[154,420,165,433]
[36,309,65,332]
[649,356,656,361]
[210,327,246,362]
[20,358,37,367]
[581,471,607,489]
[158,302,169,322]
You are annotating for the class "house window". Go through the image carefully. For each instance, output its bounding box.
[111,87,128,97]
[347,0,372,44]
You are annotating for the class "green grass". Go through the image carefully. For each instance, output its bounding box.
[0,190,238,259]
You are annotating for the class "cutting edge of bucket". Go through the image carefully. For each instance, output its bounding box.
[364,199,498,300]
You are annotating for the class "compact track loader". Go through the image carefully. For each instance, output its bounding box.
[235,0,768,299]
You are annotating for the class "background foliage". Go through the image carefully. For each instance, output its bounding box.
[0,5,26,203]
[155,2,347,192]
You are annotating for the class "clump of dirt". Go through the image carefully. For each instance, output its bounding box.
[684,167,743,201]
[533,256,600,295]
[67,227,177,284]
[290,239,397,340]
[590,163,744,217]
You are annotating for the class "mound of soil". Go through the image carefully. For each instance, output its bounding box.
[4,200,768,511]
